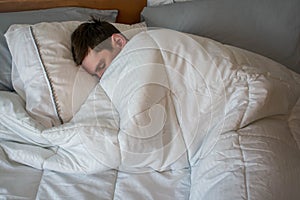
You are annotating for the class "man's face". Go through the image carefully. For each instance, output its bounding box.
[82,48,117,78]
[81,34,126,78]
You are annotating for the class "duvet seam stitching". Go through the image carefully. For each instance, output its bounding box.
[111,168,119,200]
[33,165,46,200]
[237,133,250,200]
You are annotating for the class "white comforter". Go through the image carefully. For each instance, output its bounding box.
[1,29,300,199]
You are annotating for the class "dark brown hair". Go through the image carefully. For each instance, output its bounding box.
[71,17,120,65]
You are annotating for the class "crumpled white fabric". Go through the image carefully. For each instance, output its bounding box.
[0,85,119,173]
[100,29,300,172]
[0,29,300,177]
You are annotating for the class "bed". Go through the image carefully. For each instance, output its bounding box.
[0,0,300,199]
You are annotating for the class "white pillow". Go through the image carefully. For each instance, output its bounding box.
[113,22,147,39]
[5,21,147,128]
[147,0,192,6]
[147,0,173,6]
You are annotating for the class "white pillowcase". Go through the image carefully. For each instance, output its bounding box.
[147,0,192,6]
[5,21,147,128]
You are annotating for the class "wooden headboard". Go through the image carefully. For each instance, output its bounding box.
[0,0,147,24]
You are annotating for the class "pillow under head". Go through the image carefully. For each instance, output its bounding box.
[4,20,146,128]
[0,7,118,91]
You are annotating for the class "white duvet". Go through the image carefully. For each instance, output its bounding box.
[1,29,300,199]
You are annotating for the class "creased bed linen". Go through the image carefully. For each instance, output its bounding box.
[1,29,300,199]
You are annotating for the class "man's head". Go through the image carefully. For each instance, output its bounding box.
[71,18,127,78]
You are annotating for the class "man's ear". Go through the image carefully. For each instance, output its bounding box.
[111,33,127,49]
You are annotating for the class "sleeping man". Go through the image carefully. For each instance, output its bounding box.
[71,18,127,79]
[70,17,300,191]
[70,17,216,170]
